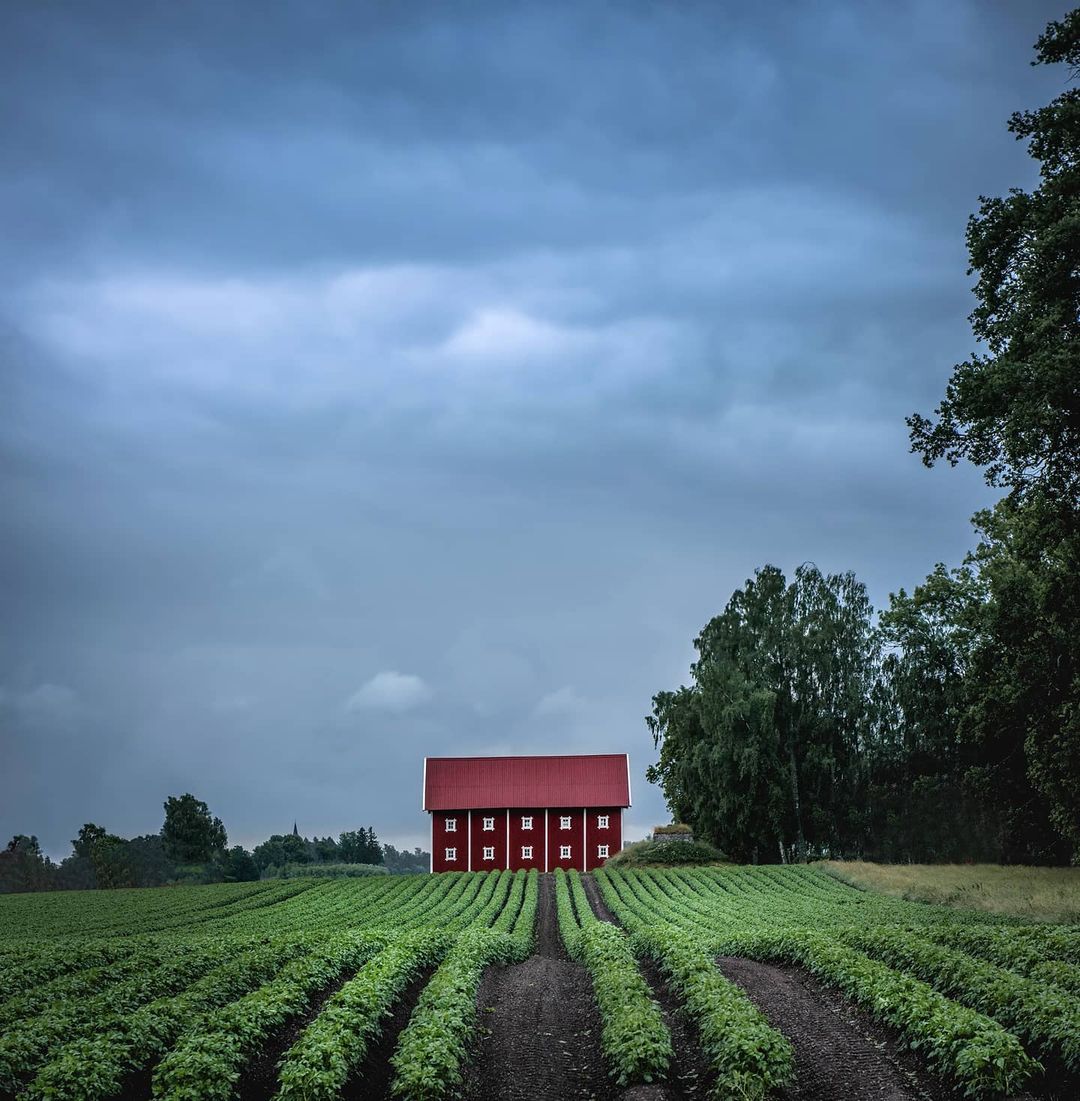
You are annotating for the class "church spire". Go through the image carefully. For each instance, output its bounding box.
[292,821,299,837]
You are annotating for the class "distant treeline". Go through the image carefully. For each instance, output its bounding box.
[0,793,430,892]
[649,13,1079,867]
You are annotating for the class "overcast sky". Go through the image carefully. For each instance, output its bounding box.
[1,2,1067,859]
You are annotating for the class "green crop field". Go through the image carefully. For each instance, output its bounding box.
[1,867,1077,1100]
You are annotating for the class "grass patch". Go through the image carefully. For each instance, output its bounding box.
[819,861,1080,923]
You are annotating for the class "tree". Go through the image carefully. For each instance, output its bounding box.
[312,836,339,863]
[220,846,259,882]
[646,564,879,862]
[382,844,430,874]
[907,11,1080,504]
[161,794,227,864]
[251,832,310,872]
[0,835,53,892]
[907,10,1080,860]
[338,828,384,865]
[71,823,109,859]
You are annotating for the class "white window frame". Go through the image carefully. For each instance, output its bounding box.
[559,815,572,830]
[445,817,457,832]
[597,814,609,829]
[521,845,533,860]
[560,844,571,859]
[482,846,495,861]
[597,844,609,859]
[445,847,457,861]
[521,815,533,830]
[482,816,495,831]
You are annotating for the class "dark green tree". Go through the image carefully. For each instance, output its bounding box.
[338,828,383,864]
[71,823,109,859]
[907,11,1080,503]
[251,832,310,871]
[161,794,227,864]
[220,845,259,882]
[907,10,1080,859]
[647,564,879,862]
[0,836,53,893]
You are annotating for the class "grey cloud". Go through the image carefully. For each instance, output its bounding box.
[0,0,1064,857]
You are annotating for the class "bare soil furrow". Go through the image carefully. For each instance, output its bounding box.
[717,955,950,1101]
[462,875,614,1101]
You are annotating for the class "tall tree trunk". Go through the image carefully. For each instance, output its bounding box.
[788,743,806,862]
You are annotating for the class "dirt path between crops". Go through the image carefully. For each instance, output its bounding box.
[462,874,616,1101]
[717,956,953,1101]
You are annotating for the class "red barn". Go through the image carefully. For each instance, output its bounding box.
[423,753,631,873]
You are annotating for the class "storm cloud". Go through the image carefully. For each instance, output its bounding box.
[0,1,1066,856]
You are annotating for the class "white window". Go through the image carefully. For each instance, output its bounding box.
[445,817,457,832]
[597,814,609,829]
[597,845,609,859]
[445,847,457,861]
[559,815,572,829]
[521,845,533,860]
[483,846,495,861]
[482,816,495,831]
[560,845,571,859]
[521,815,533,830]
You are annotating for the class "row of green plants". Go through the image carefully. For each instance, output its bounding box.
[722,928,1040,1100]
[21,933,316,1100]
[921,924,1080,994]
[151,931,389,1100]
[276,929,449,1101]
[633,923,794,1101]
[594,869,793,1100]
[390,870,538,1101]
[15,873,515,1099]
[841,926,1080,1073]
[0,938,246,1092]
[596,868,1042,1099]
[553,868,672,1086]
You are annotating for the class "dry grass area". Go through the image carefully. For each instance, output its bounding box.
[819,860,1080,923]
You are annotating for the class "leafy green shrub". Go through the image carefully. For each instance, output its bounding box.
[606,839,725,867]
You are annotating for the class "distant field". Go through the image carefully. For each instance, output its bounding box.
[820,860,1080,923]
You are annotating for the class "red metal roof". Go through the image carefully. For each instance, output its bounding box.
[423,753,631,811]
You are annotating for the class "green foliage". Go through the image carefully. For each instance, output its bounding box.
[382,843,431,875]
[277,930,449,1100]
[842,926,1080,1072]
[646,563,879,862]
[263,862,389,879]
[606,839,725,867]
[634,923,793,1100]
[0,836,54,893]
[338,827,383,865]
[220,846,259,882]
[161,794,227,865]
[389,928,525,1101]
[554,869,672,1085]
[907,9,1080,503]
[597,866,1043,1099]
[578,922,672,1085]
[902,11,1080,861]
